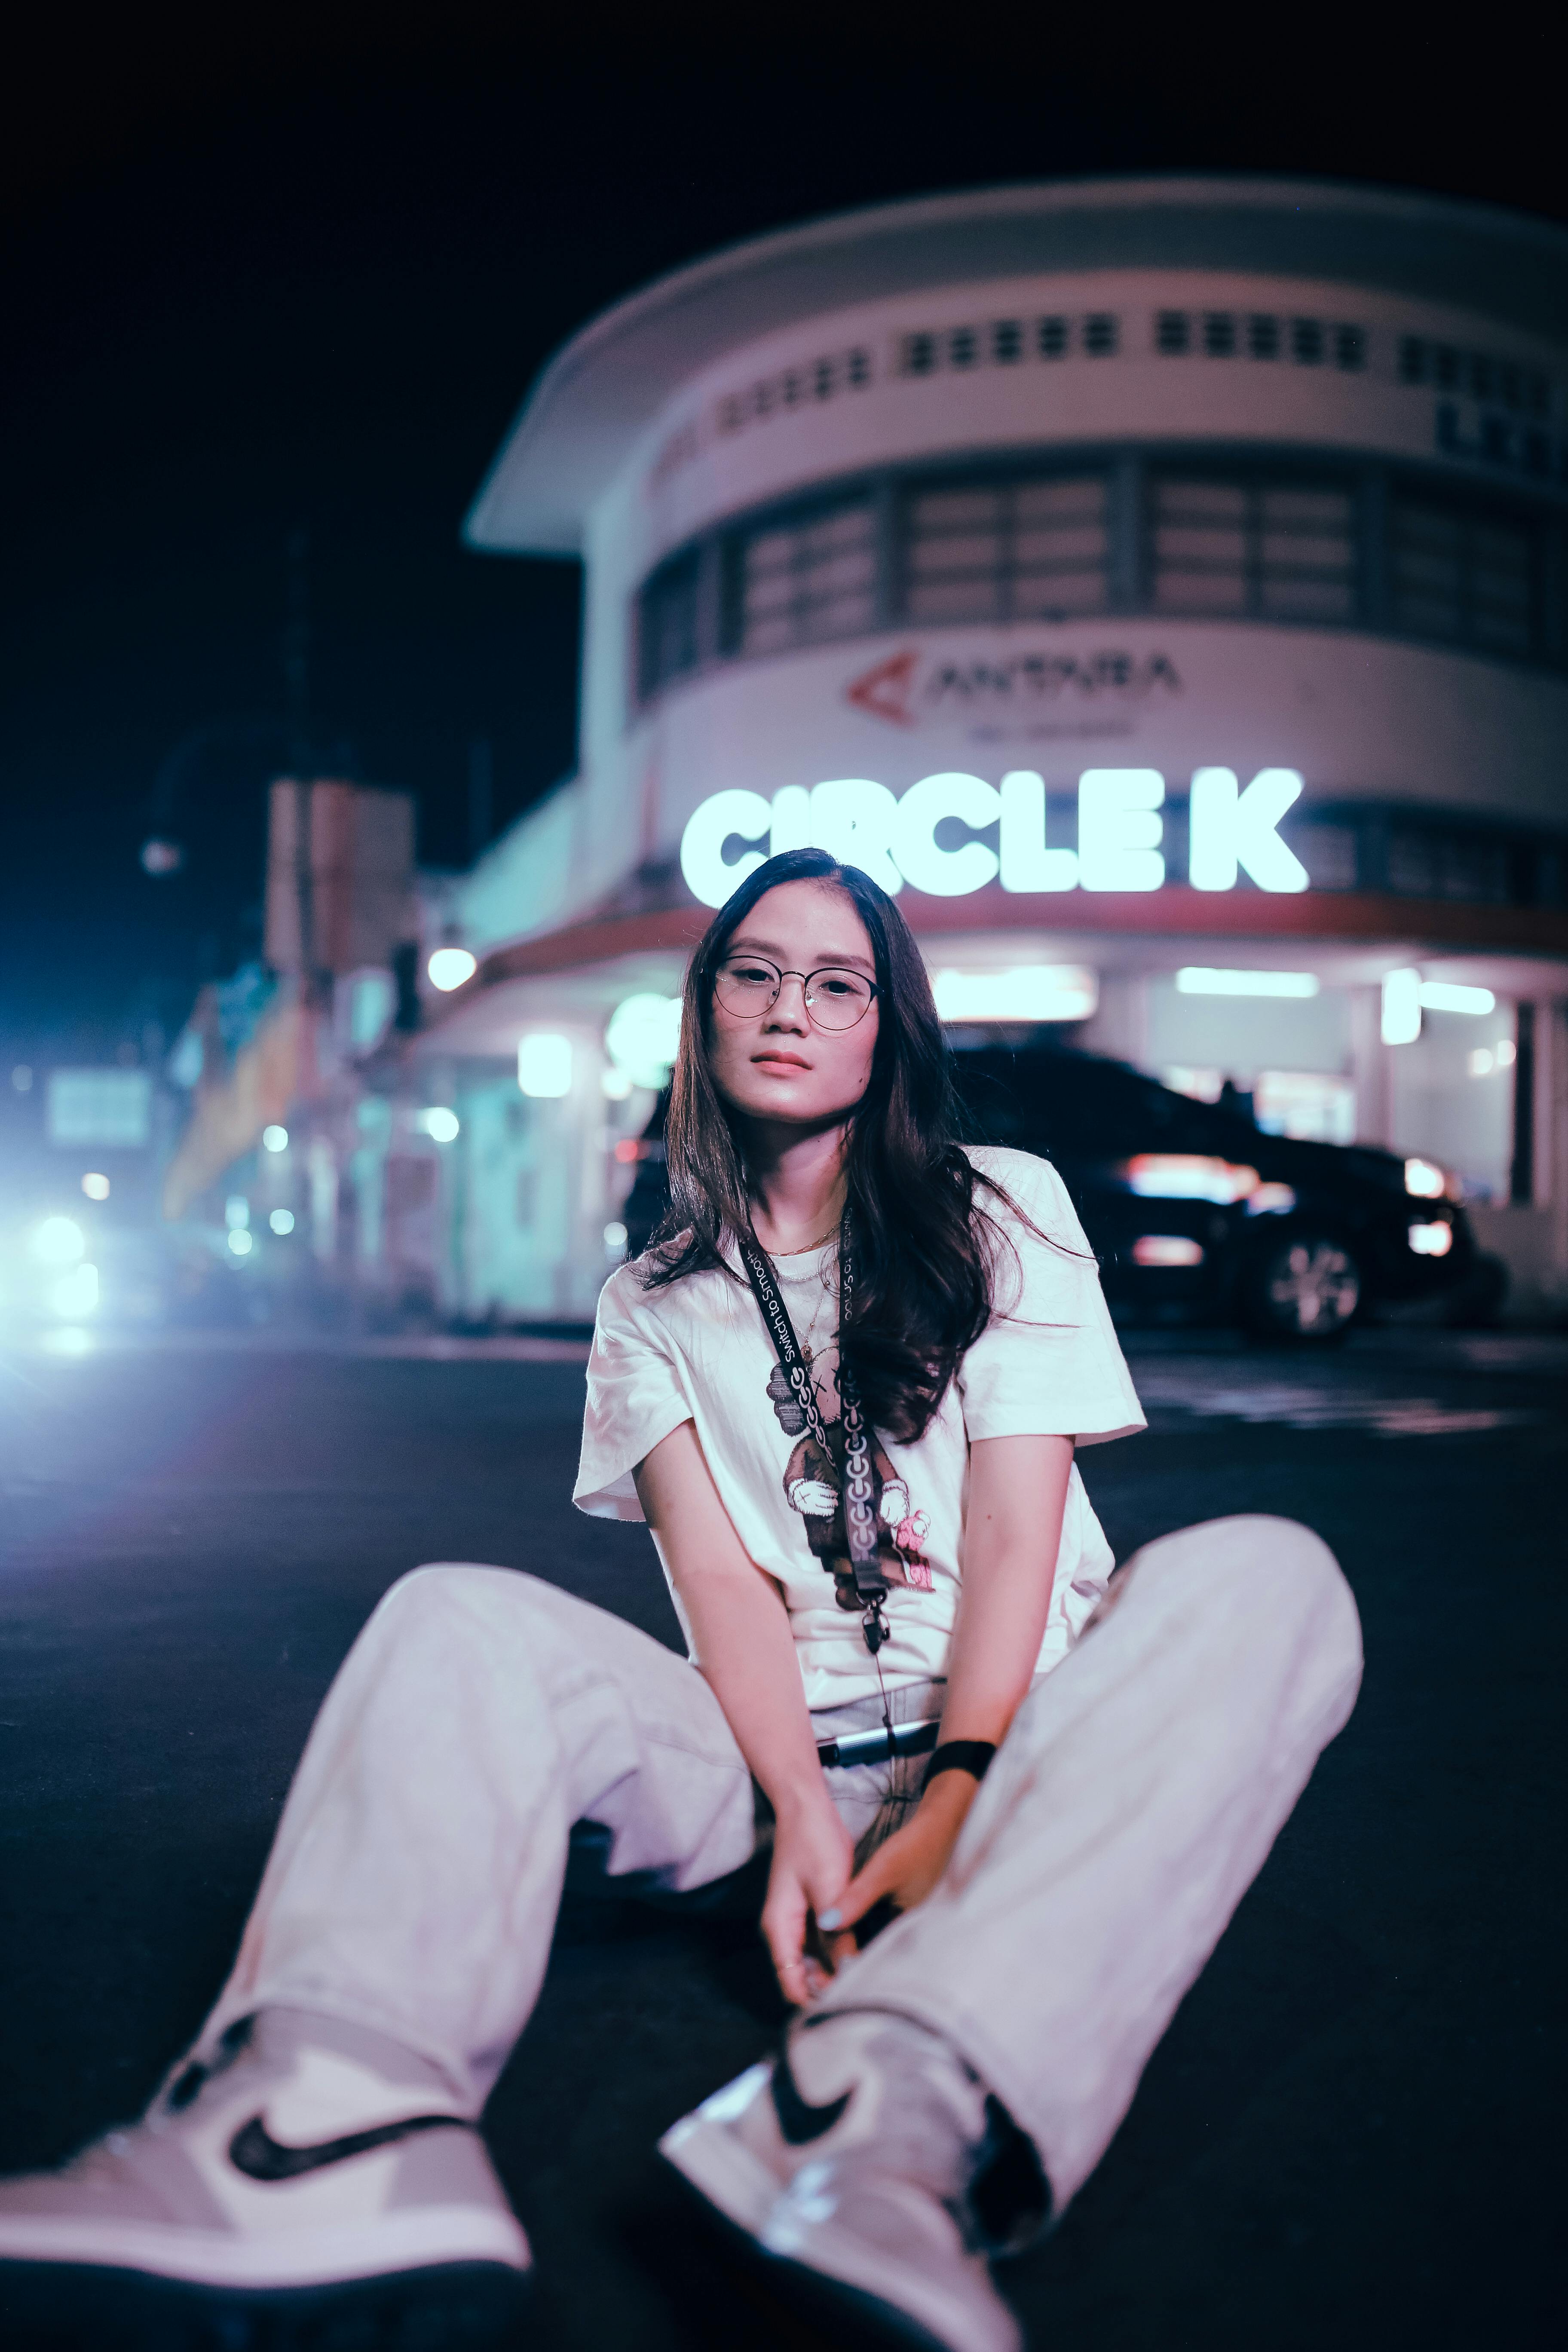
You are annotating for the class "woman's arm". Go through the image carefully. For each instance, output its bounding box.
[822,1431,1075,1941]
[632,1419,852,2006]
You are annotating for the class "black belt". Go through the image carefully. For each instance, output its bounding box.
[815,1716,941,1770]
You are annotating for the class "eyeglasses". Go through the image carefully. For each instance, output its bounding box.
[714,955,879,1033]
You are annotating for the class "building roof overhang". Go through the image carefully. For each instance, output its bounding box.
[464,175,1568,556]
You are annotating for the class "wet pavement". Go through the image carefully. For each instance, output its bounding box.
[1,1326,1563,2349]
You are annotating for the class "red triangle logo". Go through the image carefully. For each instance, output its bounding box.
[845,649,920,727]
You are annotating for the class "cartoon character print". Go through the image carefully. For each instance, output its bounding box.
[766,1351,934,1610]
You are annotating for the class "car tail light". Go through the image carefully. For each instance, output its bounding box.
[1408,1221,1454,1257]
[1244,1182,1297,1216]
[1122,1155,1259,1205]
[1132,1235,1206,1268]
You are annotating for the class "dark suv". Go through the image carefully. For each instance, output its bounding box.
[946,1043,1485,1341]
[620,1045,1490,1341]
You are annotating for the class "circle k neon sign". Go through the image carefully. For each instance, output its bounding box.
[679,769,1310,909]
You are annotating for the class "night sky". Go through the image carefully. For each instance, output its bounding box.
[1,4,1561,1063]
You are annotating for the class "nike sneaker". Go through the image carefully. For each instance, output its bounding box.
[659,2009,1049,2352]
[0,2006,530,2349]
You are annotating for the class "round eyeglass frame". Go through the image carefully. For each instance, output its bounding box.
[713,955,881,1033]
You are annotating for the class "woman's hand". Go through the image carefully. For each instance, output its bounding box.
[763,1790,856,2006]
[633,1423,855,2008]
[817,1771,980,1956]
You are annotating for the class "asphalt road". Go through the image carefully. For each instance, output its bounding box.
[1,1327,1563,2351]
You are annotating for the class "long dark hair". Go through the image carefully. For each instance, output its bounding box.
[643,848,1020,1444]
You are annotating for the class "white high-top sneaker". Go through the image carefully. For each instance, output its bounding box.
[660,2009,1050,2352]
[0,2008,530,2348]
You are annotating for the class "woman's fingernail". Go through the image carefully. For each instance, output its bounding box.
[818,1908,842,1931]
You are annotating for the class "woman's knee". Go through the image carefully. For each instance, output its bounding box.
[369,1561,548,1647]
[1127,1515,1361,1673]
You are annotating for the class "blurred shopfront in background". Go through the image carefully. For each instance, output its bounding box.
[349,178,1568,1323]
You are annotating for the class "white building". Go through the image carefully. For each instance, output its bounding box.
[405,177,1568,1320]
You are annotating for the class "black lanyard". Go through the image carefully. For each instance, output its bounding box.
[738,1218,892,1656]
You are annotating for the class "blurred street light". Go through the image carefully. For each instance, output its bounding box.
[51,1263,99,1316]
[31,1216,85,1265]
[428,946,478,992]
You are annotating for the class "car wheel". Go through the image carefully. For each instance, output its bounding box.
[1245,1232,1362,1342]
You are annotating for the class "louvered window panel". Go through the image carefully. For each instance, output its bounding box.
[727,500,876,657]
[637,550,701,703]
[1151,476,1356,622]
[1390,494,1536,658]
[904,475,1108,624]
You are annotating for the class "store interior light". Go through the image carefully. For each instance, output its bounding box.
[1164,1066,1224,1103]
[1382,969,1422,1046]
[428,947,478,992]
[605,994,683,1089]
[931,966,1098,1023]
[1419,981,1495,1017]
[417,1107,461,1143]
[518,1034,573,1099]
[1176,968,1319,998]
[80,1172,110,1200]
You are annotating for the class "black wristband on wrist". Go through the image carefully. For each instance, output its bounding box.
[923,1740,997,1791]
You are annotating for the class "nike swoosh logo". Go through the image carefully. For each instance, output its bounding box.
[228,2110,470,2182]
[770,2050,851,2147]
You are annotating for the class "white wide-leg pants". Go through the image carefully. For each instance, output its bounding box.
[202,1515,1361,2209]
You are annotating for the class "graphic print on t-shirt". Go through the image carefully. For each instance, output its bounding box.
[766,1349,934,1610]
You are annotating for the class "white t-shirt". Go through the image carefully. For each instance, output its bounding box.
[573,1146,1145,1710]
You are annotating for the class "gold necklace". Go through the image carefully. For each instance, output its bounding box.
[769,1222,839,1259]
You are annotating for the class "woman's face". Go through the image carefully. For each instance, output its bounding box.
[706,879,881,1131]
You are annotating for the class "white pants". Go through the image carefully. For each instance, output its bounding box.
[203,1515,1361,2208]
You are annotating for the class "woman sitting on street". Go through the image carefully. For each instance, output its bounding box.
[0,848,1363,2352]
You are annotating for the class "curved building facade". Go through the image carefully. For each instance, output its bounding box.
[410,178,1568,1319]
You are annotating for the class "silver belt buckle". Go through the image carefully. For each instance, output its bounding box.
[815,1715,940,1769]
